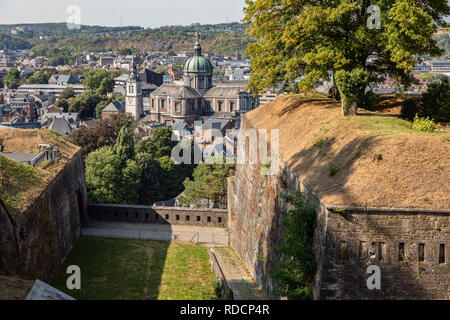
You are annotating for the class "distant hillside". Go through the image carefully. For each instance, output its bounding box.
[0,22,249,56]
[0,34,33,50]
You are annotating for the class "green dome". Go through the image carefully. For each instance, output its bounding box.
[184,56,213,73]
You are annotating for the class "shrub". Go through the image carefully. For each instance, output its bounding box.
[328,163,339,176]
[401,97,420,120]
[360,90,378,111]
[271,192,316,300]
[335,69,369,116]
[412,115,436,133]
[419,78,450,122]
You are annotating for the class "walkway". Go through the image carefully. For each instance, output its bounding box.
[209,246,263,300]
[81,221,229,245]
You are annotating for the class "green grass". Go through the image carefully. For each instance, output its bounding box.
[52,238,214,300]
[0,155,43,215]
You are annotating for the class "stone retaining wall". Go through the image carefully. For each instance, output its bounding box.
[0,149,87,282]
[228,115,450,300]
[87,204,228,228]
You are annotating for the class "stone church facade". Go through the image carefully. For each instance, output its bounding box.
[146,39,257,126]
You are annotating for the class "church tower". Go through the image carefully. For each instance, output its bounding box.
[125,57,144,120]
[183,33,214,95]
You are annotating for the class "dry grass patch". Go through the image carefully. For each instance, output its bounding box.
[245,94,450,209]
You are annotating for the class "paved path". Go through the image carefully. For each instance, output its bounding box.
[82,222,229,245]
[209,246,263,300]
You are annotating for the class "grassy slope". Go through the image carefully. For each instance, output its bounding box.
[52,238,214,300]
[245,94,450,209]
[0,128,80,215]
[0,155,45,215]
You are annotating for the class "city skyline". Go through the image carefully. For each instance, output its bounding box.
[0,0,246,28]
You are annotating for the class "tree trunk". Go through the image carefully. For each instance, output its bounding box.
[342,101,358,116]
[328,80,341,101]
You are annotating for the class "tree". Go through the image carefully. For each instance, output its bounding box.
[27,71,51,84]
[271,192,316,300]
[113,126,135,165]
[95,100,110,119]
[60,86,76,100]
[180,159,235,208]
[69,113,136,157]
[244,0,449,113]
[83,69,111,92]
[136,153,163,204]
[157,155,187,200]
[68,92,107,119]
[419,77,450,122]
[136,127,177,159]
[335,69,369,116]
[85,147,140,204]
[4,68,20,89]
[98,77,115,95]
[54,98,69,112]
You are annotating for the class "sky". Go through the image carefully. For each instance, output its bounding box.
[0,0,247,28]
[0,1,448,28]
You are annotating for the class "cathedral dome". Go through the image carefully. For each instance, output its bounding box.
[183,39,213,73]
[184,55,213,73]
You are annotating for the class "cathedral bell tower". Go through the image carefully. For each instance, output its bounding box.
[125,57,144,120]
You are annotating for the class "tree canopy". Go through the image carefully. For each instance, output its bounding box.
[180,159,235,209]
[244,0,450,97]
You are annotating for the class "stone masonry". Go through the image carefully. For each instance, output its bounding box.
[228,115,450,300]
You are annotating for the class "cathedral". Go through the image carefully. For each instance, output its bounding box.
[125,38,257,126]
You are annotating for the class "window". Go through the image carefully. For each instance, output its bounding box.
[151,99,155,109]
[378,243,385,262]
[439,244,446,264]
[161,99,165,109]
[176,215,180,221]
[186,215,190,221]
[206,101,211,111]
[175,102,180,112]
[207,217,211,223]
[165,214,169,220]
[218,101,223,112]
[230,102,235,112]
[399,243,405,262]
[218,217,222,223]
[197,216,201,222]
[418,243,425,262]
[189,101,194,112]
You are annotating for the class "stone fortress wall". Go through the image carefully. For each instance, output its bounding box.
[87,204,228,228]
[228,115,450,300]
[0,149,87,283]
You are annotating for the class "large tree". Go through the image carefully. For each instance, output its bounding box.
[244,0,449,113]
[85,147,141,204]
[180,160,235,209]
[4,68,20,89]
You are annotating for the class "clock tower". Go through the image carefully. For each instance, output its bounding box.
[125,57,143,120]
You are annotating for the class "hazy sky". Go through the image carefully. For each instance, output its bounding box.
[0,0,247,27]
